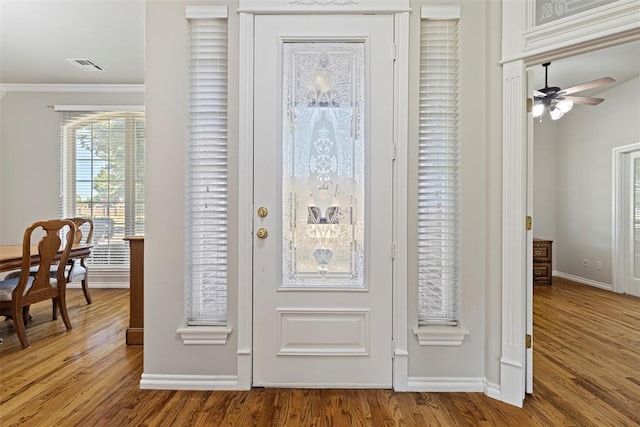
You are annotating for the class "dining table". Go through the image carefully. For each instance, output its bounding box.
[0,244,92,274]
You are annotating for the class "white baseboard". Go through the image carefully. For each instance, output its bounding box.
[484,378,501,400]
[407,376,485,392]
[553,271,613,291]
[140,373,502,399]
[140,373,241,390]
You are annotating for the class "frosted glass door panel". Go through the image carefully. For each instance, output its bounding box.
[282,43,365,289]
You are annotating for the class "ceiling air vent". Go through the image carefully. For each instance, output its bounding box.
[66,58,105,72]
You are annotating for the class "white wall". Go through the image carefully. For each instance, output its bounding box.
[143,0,504,387]
[483,0,504,387]
[144,0,240,377]
[407,0,502,385]
[0,0,505,395]
[534,75,640,286]
[0,91,143,244]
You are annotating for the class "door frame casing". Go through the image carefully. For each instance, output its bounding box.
[252,14,394,388]
[612,142,640,295]
[237,0,410,390]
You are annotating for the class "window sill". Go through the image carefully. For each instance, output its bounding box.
[176,326,232,345]
[413,325,469,346]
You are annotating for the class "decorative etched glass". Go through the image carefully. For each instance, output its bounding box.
[535,0,614,26]
[282,42,365,289]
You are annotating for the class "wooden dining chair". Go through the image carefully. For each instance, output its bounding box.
[0,219,76,349]
[4,217,94,319]
[64,217,94,305]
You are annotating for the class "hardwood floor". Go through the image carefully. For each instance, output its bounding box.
[1,281,639,426]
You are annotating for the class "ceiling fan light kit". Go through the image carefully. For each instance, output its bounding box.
[548,107,564,120]
[532,62,614,121]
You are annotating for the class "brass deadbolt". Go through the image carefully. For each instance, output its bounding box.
[256,228,268,239]
[257,206,268,218]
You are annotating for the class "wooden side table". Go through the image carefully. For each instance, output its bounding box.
[124,236,144,345]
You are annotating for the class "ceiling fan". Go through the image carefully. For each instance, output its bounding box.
[532,62,615,120]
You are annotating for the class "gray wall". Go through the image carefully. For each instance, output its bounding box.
[0,91,143,244]
[144,0,240,376]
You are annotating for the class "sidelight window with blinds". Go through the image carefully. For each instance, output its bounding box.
[185,7,229,325]
[417,7,461,327]
[58,107,145,272]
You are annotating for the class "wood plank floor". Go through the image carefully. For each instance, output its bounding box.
[1,279,639,426]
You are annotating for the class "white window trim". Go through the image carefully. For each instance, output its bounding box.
[54,105,145,112]
[413,325,469,346]
[185,5,227,19]
[178,5,231,345]
[414,5,468,346]
[420,5,460,19]
[57,106,145,277]
[177,326,233,345]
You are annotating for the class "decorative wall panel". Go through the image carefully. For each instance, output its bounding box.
[277,309,370,355]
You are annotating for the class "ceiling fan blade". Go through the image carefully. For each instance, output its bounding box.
[563,95,604,105]
[559,77,615,95]
[533,90,546,97]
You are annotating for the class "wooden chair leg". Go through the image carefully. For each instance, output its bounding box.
[12,305,30,349]
[52,300,58,320]
[55,296,72,331]
[23,306,30,325]
[81,276,92,304]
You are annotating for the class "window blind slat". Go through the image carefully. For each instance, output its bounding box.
[418,18,460,326]
[186,17,229,325]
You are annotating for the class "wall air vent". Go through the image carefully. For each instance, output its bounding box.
[66,58,105,72]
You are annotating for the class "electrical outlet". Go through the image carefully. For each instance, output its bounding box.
[583,258,589,268]
[596,261,602,270]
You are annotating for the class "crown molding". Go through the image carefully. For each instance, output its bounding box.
[0,84,144,93]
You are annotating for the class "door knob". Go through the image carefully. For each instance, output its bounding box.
[256,227,268,239]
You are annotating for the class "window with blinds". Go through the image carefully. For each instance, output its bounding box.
[186,10,228,325]
[59,109,145,270]
[418,11,460,326]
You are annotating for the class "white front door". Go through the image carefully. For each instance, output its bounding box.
[252,14,395,387]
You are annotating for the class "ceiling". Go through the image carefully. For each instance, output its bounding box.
[530,41,640,97]
[0,0,144,85]
[1,1,639,90]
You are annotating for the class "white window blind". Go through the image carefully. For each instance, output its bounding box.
[418,12,460,326]
[186,11,228,325]
[59,109,145,270]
